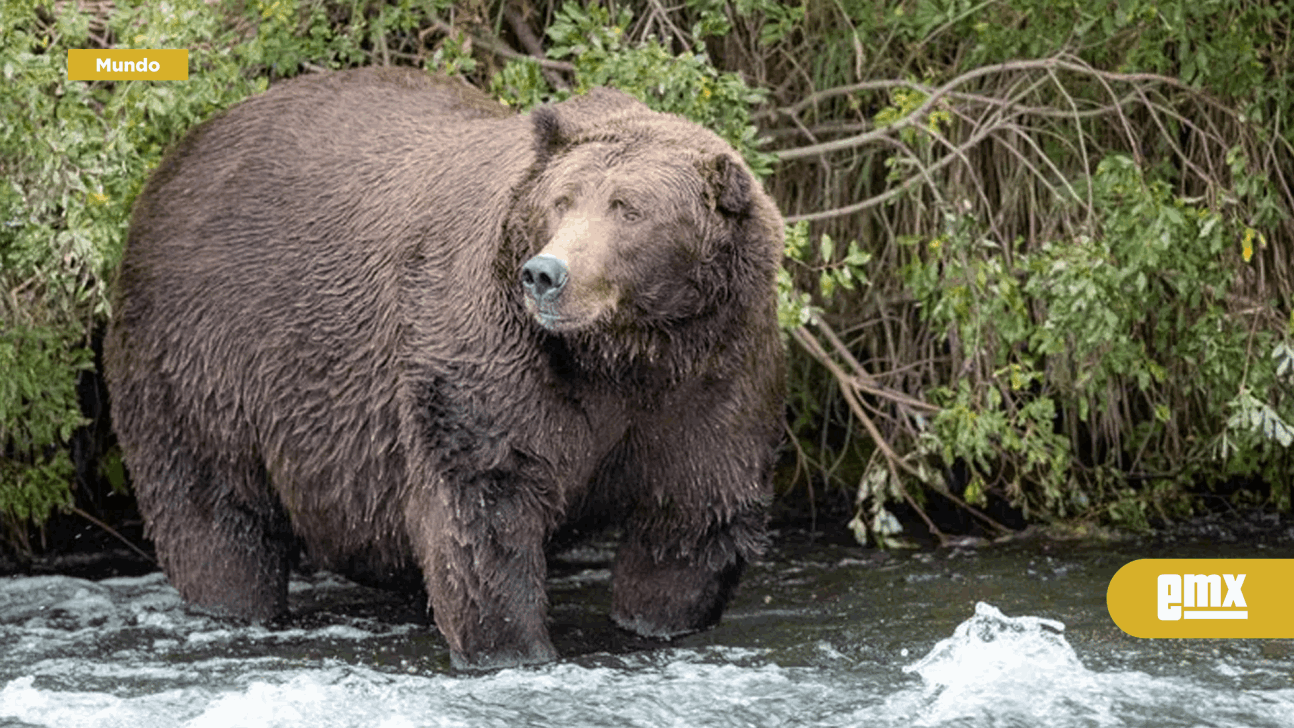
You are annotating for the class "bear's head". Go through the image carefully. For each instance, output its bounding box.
[509,89,782,378]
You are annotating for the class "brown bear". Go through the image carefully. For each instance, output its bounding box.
[104,67,785,670]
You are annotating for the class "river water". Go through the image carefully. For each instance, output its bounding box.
[1,524,1292,727]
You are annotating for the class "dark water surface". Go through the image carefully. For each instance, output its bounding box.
[2,524,1292,727]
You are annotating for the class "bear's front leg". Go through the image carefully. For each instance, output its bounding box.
[610,533,749,639]
[403,480,558,670]
[607,404,776,640]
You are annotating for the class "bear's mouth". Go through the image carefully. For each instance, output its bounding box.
[523,295,581,332]
[525,300,567,331]
[523,295,625,334]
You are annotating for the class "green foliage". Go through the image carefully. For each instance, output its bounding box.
[240,0,456,75]
[0,0,451,542]
[2,0,258,539]
[489,58,550,110]
[880,0,1272,102]
[489,1,776,177]
[874,87,952,150]
[901,152,1291,523]
[0,325,91,526]
[778,221,869,329]
[776,222,819,330]
[849,463,914,550]
[686,0,804,45]
[428,28,478,76]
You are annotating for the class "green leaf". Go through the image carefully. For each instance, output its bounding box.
[819,233,835,263]
[819,270,835,298]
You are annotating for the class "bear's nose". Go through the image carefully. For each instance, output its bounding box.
[521,254,569,303]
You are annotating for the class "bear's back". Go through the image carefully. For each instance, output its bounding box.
[106,69,537,539]
[127,67,522,273]
[115,69,532,364]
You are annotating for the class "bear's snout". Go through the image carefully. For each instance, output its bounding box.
[521,253,569,305]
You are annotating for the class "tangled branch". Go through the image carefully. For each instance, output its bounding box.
[766,50,1294,535]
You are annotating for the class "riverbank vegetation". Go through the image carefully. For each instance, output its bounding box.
[3,0,1292,555]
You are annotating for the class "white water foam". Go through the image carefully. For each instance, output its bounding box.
[879,601,1294,728]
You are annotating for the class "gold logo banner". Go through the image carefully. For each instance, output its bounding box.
[68,49,189,80]
[1107,559,1294,638]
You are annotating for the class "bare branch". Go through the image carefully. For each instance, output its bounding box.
[785,111,1004,222]
[502,8,571,90]
[427,19,576,75]
[790,324,926,481]
[771,55,1215,162]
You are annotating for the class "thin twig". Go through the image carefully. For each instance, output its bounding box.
[72,506,156,566]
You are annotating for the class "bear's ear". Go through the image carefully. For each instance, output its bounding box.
[532,106,567,161]
[704,155,752,217]
[532,88,648,161]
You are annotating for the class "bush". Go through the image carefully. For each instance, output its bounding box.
[757,0,1294,541]
[0,0,437,549]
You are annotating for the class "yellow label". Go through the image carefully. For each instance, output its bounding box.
[67,49,188,80]
[1107,559,1294,638]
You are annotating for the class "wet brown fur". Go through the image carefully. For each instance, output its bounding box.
[104,67,785,670]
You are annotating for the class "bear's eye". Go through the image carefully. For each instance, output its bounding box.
[611,199,642,223]
[553,195,573,213]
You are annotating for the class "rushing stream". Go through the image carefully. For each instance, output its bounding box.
[2,524,1292,727]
